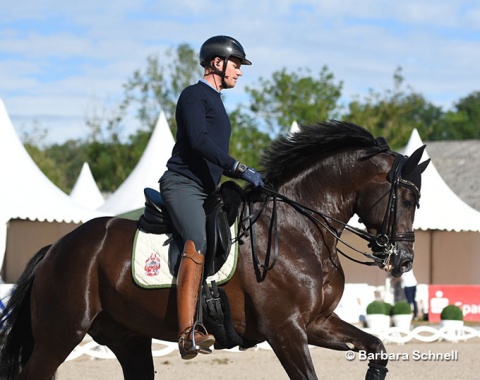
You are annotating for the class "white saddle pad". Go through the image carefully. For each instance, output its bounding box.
[132,230,238,289]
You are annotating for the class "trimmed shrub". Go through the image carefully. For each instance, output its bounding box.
[440,305,463,321]
[383,302,393,316]
[366,301,386,315]
[391,301,412,315]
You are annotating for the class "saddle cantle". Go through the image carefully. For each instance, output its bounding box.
[137,181,243,277]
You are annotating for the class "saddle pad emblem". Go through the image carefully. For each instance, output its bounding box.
[132,229,238,289]
[144,252,161,277]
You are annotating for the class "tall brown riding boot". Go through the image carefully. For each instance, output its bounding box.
[177,240,215,360]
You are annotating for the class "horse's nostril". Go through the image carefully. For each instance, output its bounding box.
[401,261,413,273]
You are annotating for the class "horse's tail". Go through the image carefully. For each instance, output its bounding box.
[0,244,52,380]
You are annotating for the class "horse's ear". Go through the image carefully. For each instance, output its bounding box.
[416,158,430,174]
[402,145,426,176]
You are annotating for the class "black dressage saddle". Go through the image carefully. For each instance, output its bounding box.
[137,181,242,277]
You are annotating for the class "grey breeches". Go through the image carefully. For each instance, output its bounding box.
[159,171,208,254]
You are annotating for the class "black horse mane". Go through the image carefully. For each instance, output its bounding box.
[260,120,391,182]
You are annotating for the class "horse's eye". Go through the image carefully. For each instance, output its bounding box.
[402,199,413,208]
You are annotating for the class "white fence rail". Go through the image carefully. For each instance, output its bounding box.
[66,325,480,362]
[3,283,479,362]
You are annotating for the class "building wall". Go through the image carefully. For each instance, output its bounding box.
[339,229,480,286]
[2,219,81,283]
[430,230,480,284]
[3,219,480,285]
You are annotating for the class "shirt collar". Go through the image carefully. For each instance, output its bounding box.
[200,78,221,93]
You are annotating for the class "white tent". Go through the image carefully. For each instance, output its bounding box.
[70,162,105,209]
[404,129,480,232]
[0,99,105,272]
[97,111,175,216]
[289,120,300,134]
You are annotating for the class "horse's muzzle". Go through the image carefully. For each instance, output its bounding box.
[390,250,413,278]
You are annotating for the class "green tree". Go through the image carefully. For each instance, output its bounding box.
[344,67,444,148]
[83,101,140,191]
[22,123,89,192]
[44,140,89,192]
[228,107,271,169]
[246,66,343,136]
[121,44,203,135]
[80,44,202,192]
[442,91,480,140]
[86,139,136,192]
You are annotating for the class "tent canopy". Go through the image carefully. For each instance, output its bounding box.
[0,99,105,271]
[70,162,105,209]
[97,111,175,216]
[403,129,480,232]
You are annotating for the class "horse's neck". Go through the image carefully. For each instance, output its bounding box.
[279,153,368,223]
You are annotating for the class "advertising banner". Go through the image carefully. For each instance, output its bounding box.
[428,285,480,322]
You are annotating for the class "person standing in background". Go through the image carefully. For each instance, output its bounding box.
[402,269,418,319]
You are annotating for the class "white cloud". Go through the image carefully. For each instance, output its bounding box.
[1,0,479,143]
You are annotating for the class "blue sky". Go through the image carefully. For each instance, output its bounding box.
[1,1,479,143]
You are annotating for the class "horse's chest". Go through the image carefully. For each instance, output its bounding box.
[320,271,344,310]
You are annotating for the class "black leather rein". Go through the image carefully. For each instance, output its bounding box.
[235,155,419,274]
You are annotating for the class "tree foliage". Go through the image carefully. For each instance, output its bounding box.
[228,107,271,168]
[20,44,480,195]
[120,44,203,134]
[345,67,445,148]
[246,66,343,135]
[74,44,203,193]
[442,91,480,140]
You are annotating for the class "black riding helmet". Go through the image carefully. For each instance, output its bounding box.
[199,35,252,68]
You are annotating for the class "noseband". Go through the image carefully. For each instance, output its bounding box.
[363,154,420,267]
[237,152,421,273]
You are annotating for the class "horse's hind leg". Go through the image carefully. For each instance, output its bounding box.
[106,336,155,380]
[306,313,388,379]
[18,337,85,380]
[89,313,155,380]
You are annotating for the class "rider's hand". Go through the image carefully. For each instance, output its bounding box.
[240,166,265,187]
[231,161,265,187]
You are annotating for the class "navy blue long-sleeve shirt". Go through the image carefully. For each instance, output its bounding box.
[165,81,236,193]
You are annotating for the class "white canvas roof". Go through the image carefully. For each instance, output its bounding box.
[70,162,105,209]
[404,129,480,232]
[97,111,175,216]
[0,99,106,268]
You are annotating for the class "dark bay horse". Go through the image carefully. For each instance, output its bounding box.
[0,121,429,380]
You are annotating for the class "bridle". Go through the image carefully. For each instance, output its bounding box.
[358,154,420,267]
[236,152,421,275]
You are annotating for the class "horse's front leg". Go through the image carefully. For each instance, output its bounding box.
[306,313,388,380]
[266,325,318,380]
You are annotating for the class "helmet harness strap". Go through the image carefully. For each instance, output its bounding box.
[208,56,229,90]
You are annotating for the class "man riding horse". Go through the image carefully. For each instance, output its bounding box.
[159,35,264,359]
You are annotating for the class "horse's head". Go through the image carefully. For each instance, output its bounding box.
[355,145,430,277]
